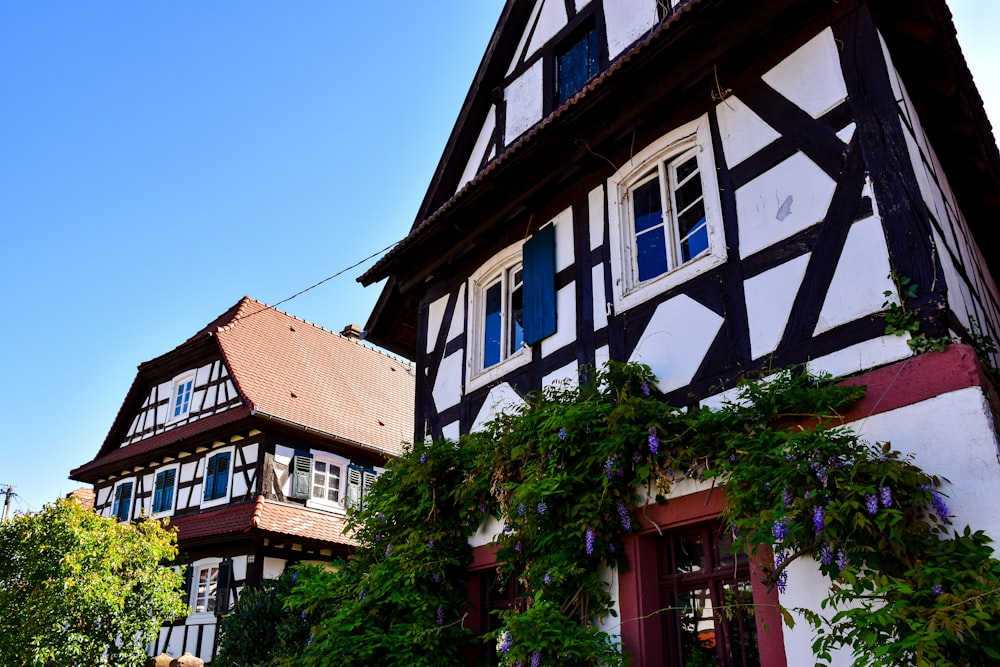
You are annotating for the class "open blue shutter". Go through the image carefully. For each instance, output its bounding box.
[214,452,231,499]
[522,224,557,345]
[203,455,218,501]
[290,453,313,499]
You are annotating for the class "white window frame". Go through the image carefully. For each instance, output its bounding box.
[305,452,350,512]
[200,446,235,509]
[167,372,196,423]
[150,464,179,518]
[467,242,531,391]
[607,115,725,312]
[111,478,135,522]
[189,559,221,617]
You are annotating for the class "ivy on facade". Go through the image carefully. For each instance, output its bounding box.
[283,361,1000,667]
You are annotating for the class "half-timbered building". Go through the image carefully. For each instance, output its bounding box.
[70,297,413,663]
[360,0,1000,664]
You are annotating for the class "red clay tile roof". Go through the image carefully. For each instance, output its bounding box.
[212,298,414,456]
[167,496,356,546]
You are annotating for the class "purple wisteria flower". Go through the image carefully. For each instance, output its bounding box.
[515,541,523,553]
[432,573,442,583]
[436,608,445,625]
[880,486,893,508]
[558,428,567,440]
[585,527,596,555]
[783,487,794,508]
[518,503,526,517]
[816,467,829,485]
[820,541,834,566]
[772,517,790,541]
[632,451,643,463]
[617,500,632,531]
[773,551,789,594]
[499,631,513,654]
[531,650,542,667]
[640,379,651,397]
[385,544,393,557]
[537,502,547,515]
[930,491,950,521]
[932,584,944,595]
[836,548,849,572]
[419,452,427,464]
[543,572,552,585]
[812,506,825,536]
[865,494,880,515]
[301,610,308,619]
[648,426,660,455]
[428,538,435,549]
[605,457,615,479]
[608,543,616,554]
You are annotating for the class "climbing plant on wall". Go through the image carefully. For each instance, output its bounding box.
[283,361,1000,667]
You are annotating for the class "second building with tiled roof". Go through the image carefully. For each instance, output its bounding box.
[70,296,414,664]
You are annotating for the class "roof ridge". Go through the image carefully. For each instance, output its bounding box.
[220,299,415,367]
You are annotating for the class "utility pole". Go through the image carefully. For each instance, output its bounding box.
[1,485,13,522]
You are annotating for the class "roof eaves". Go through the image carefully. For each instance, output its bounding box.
[358,2,697,286]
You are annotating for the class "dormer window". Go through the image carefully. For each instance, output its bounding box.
[555,21,600,105]
[169,373,195,421]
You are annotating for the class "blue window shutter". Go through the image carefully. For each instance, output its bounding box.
[204,452,231,501]
[215,558,233,616]
[522,224,557,345]
[290,454,313,499]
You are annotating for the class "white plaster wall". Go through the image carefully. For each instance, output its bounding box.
[526,0,569,57]
[505,61,544,143]
[804,335,912,380]
[426,293,449,355]
[471,382,526,432]
[761,28,847,118]
[592,264,609,331]
[603,0,659,59]
[814,216,895,335]
[448,283,466,343]
[737,151,837,258]
[541,284,578,356]
[717,94,781,168]
[441,420,461,442]
[433,351,464,412]
[263,556,286,580]
[850,387,1000,540]
[457,110,497,192]
[553,208,575,271]
[745,254,810,360]
[630,294,724,393]
[588,184,605,250]
[543,360,579,390]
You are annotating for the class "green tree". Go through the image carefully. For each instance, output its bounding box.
[214,569,310,667]
[0,497,188,667]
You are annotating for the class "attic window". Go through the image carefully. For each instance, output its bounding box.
[169,373,195,422]
[555,21,599,104]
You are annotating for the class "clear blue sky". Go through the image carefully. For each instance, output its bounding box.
[0,1,995,513]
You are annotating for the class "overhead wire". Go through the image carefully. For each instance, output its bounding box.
[238,240,401,322]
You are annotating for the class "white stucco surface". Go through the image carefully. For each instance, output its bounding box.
[472,382,527,432]
[814,216,894,335]
[745,253,810,359]
[433,351,464,412]
[630,294,724,393]
[505,61,544,142]
[716,94,781,168]
[603,0,658,59]
[737,151,837,258]
[762,27,847,118]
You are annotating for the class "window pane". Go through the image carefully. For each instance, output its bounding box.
[673,170,703,214]
[636,227,668,281]
[484,281,502,368]
[671,531,707,575]
[679,208,709,263]
[673,587,720,665]
[632,177,663,233]
[508,268,524,357]
[675,154,699,183]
